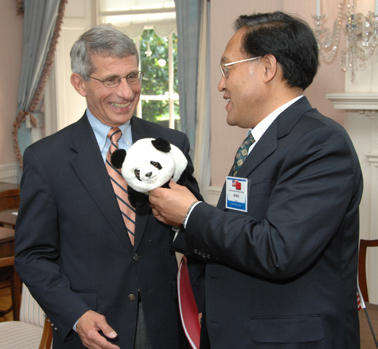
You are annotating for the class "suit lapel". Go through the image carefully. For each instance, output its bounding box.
[218,127,278,210]
[70,115,133,252]
[128,117,154,250]
[218,97,313,209]
[130,115,150,142]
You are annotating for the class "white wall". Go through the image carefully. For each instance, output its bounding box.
[45,0,95,136]
[337,0,378,304]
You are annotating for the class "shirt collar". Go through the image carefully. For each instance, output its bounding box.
[86,108,131,150]
[250,95,303,143]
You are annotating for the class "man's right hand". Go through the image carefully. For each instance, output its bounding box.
[76,310,120,349]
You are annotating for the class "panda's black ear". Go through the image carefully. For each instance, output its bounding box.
[111,149,126,169]
[152,138,171,153]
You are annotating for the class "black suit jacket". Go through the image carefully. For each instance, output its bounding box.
[182,97,363,348]
[15,113,203,348]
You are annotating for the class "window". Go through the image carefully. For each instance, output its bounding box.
[98,0,179,129]
[136,29,179,129]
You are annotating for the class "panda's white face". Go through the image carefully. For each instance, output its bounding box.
[134,160,162,182]
[122,140,176,193]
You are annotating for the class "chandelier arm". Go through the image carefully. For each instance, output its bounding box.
[313,0,377,82]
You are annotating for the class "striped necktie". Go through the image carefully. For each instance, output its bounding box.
[106,127,135,245]
[230,131,255,176]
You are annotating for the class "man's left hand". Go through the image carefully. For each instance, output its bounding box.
[149,180,197,226]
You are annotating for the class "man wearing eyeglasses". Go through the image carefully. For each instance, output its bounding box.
[15,25,203,349]
[150,11,362,348]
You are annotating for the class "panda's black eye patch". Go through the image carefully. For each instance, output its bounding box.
[134,169,141,181]
[150,161,162,170]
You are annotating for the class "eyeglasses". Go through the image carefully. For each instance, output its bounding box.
[89,71,144,87]
[219,56,261,78]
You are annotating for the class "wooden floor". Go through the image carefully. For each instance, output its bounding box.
[0,280,14,322]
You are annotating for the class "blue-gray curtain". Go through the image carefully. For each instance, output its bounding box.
[193,0,211,194]
[13,0,67,170]
[175,0,202,158]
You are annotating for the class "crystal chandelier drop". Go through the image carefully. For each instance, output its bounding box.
[313,0,378,82]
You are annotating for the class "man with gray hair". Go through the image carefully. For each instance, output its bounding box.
[15,25,203,349]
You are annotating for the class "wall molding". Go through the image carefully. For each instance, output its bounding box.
[326,93,378,110]
[0,163,19,184]
[327,91,378,302]
[205,186,222,206]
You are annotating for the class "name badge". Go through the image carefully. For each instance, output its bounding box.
[225,176,248,212]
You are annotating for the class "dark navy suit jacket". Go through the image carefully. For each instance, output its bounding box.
[15,113,203,348]
[182,97,362,348]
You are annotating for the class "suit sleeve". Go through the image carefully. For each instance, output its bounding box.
[184,125,362,281]
[14,146,91,341]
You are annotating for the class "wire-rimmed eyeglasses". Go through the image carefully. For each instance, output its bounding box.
[219,57,261,78]
[89,71,144,87]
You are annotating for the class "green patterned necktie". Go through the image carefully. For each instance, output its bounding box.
[230,132,255,176]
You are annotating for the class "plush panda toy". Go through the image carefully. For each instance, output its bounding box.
[111,137,188,209]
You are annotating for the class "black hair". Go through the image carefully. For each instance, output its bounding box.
[234,11,319,90]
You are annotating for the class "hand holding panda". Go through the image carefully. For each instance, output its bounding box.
[110,137,188,209]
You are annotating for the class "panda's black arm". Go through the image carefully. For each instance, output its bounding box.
[110,149,126,169]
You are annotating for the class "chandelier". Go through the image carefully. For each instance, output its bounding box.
[313,0,378,82]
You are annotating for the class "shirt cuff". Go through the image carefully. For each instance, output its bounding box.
[183,201,202,228]
[172,226,180,241]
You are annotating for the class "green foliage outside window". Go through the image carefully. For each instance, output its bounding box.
[139,29,180,129]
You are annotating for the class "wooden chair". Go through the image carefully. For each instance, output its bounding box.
[358,239,378,302]
[0,182,20,212]
[0,257,53,348]
[0,256,21,320]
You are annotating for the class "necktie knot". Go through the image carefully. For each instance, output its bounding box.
[108,127,122,147]
[242,132,254,147]
[230,131,255,176]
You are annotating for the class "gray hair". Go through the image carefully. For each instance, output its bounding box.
[70,25,139,80]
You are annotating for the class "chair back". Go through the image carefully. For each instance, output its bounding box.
[20,283,46,328]
[358,239,378,302]
[0,256,21,320]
